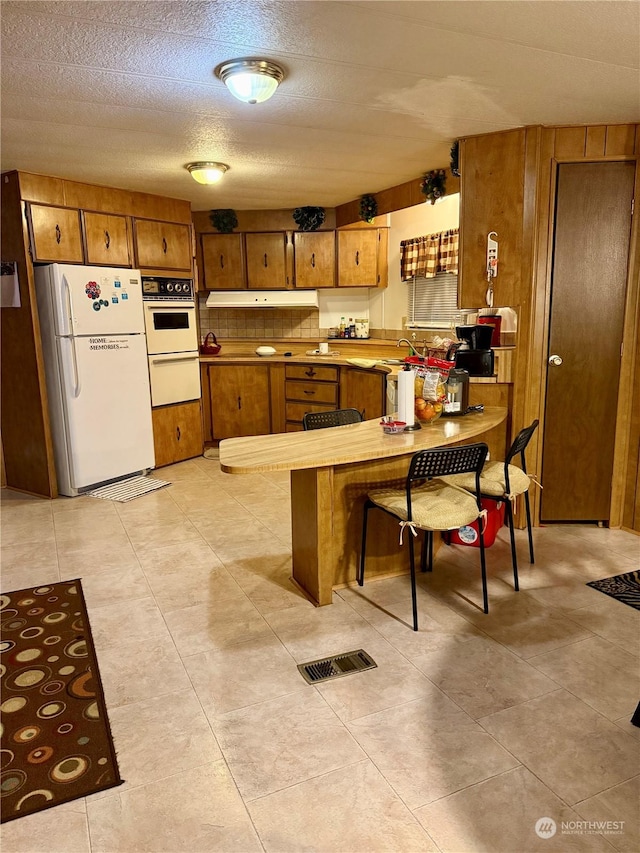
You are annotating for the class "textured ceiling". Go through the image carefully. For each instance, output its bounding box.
[1,0,638,211]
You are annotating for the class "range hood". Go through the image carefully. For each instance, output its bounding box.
[205,290,318,309]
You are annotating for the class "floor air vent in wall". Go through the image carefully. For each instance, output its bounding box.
[297,649,377,684]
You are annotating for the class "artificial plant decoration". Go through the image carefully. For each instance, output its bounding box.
[359,194,378,224]
[420,169,447,204]
[450,141,460,177]
[292,206,326,231]
[209,209,238,233]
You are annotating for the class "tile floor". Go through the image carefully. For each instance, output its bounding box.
[1,456,639,853]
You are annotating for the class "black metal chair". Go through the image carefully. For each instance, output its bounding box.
[358,443,490,631]
[302,408,363,430]
[444,420,540,589]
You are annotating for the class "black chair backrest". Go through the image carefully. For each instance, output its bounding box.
[406,443,488,517]
[505,420,539,472]
[302,408,363,430]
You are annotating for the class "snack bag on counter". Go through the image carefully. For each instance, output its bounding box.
[414,364,447,423]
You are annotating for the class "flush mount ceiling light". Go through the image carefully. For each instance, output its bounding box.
[186,162,229,185]
[214,57,285,104]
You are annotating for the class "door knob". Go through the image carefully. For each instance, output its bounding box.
[548,354,563,366]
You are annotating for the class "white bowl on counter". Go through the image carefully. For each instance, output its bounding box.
[255,346,277,357]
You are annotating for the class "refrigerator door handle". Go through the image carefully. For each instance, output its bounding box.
[59,337,82,398]
[68,336,82,397]
[63,273,75,334]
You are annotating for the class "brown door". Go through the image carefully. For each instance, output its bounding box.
[541,162,634,521]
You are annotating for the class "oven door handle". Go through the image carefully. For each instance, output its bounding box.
[150,354,199,364]
[144,304,195,310]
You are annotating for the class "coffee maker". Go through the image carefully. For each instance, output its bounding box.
[454,325,495,377]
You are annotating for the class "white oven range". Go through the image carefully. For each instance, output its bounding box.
[141,276,200,407]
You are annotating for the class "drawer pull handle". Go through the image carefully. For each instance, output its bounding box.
[305,367,316,377]
[303,390,315,395]
[355,250,360,266]
[311,252,315,268]
[162,237,168,254]
[55,224,61,244]
[220,254,224,269]
[104,230,110,249]
[263,253,268,268]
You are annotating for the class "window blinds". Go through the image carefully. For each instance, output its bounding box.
[407,272,460,329]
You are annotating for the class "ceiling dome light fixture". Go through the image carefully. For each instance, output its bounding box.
[214,57,285,104]
[186,162,229,185]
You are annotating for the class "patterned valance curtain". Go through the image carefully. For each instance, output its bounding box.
[400,228,459,281]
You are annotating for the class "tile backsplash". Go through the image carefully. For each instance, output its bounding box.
[198,301,320,340]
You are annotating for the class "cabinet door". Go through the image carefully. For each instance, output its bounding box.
[337,229,378,286]
[83,212,131,267]
[134,219,192,270]
[293,231,335,288]
[28,204,84,263]
[340,368,385,421]
[210,365,271,439]
[245,232,289,289]
[458,129,525,308]
[152,400,203,467]
[201,233,245,289]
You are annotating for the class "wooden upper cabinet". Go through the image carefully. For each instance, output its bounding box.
[245,232,290,289]
[293,231,335,288]
[133,219,192,270]
[337,229,379,286]
[458,129,526,309]
[201,233,245,289]
[28,204,84,263]
[83,212,131,267]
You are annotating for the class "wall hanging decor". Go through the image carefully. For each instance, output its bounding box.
[292,206,326,231]
[450,141,460,177]
[209,209,238,233]
[359,194,378,224]
[421,169,447,204]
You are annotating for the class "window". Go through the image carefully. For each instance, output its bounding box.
[406,272,461,329]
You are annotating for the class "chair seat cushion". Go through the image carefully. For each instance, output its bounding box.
[368,480,480,531]
[444,462,531,498]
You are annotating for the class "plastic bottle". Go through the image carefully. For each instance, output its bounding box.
[339,317,346,338]
[349,318,356,338]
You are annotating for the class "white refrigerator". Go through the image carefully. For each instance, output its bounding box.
[35,264,155,496]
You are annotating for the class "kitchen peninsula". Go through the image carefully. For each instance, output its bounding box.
[219,406,507,606]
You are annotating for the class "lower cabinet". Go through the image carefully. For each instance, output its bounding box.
[152,400,203,467]
[210,364,271,439]
[340,368,386,421]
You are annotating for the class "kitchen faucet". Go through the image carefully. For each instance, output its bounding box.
[397,337,429,356]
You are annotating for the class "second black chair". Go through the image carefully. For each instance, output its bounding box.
[302,408,363,430]
[359,443,490,631]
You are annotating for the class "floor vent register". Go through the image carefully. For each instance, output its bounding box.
[297,649,377,684]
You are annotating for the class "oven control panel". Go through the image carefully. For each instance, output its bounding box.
[141,277,194,301]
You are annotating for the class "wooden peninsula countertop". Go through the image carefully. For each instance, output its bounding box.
[219,407,507,474]
[219,407,508,607]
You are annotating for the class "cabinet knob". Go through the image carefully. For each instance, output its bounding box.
[176,425,181,440]
[237,396,242,410]
[263,253,268,268]
[355,250,360,266]
[55,224,61,244]
[220,254,224,269]
[162,237,168,254]
[311,252,315,268]
[104,230,110,249]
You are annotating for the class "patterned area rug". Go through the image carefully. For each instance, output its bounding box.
[0,579,123,823]
[586,570,640,611]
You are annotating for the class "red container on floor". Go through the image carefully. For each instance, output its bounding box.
[444,498,506,548]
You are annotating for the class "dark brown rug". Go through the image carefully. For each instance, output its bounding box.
[586,570,640,611]
[0,579,123,823]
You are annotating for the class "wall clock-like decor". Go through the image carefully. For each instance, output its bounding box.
[292,206,326,231]
[209,209,238,233]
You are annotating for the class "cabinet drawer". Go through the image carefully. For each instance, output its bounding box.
[285,380,338,405]
[286,401,336,422]
[285,365,338,382]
